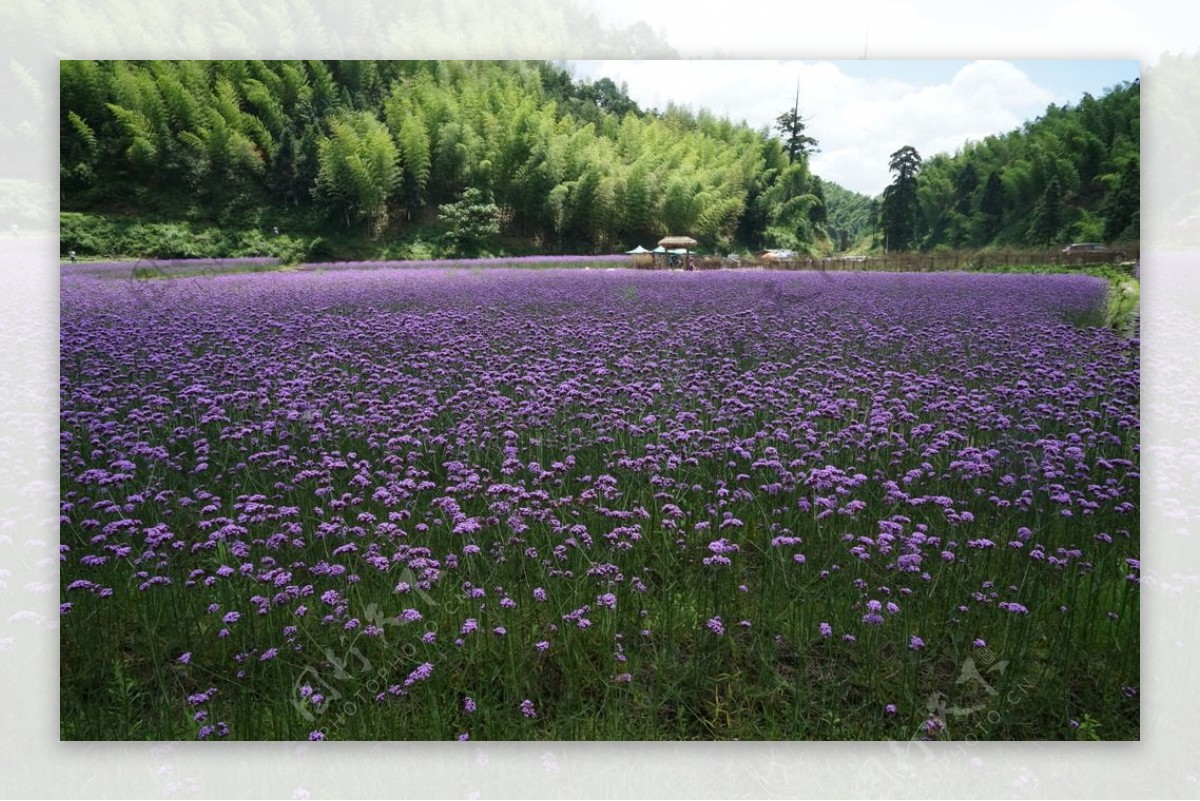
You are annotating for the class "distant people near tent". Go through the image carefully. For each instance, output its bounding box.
[658,235,697,271]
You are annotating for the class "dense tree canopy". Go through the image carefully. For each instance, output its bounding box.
[60,61,1138,257]
[61,60,840,254]
[904,79,1140,250]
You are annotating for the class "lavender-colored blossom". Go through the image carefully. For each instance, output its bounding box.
[59,264,1137,740]
[404,662,434,686]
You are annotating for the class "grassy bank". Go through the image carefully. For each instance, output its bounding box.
[60,211,615,264]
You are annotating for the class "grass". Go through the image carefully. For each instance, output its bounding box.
[59,208,620,265]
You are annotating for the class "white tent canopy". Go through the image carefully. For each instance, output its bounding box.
[625,245,650,254]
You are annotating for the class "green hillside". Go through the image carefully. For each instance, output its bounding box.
[59,60,1137,261]
[61,60,831,259]
[901,79,1139,251]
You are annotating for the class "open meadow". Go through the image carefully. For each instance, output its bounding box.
[59,264,1139,740]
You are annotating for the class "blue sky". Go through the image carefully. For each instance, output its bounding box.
[571,59,1140,196]
[837,59,1139,102]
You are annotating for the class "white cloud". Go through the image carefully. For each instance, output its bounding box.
[582,0,1193,60]
[572,59,1058,196]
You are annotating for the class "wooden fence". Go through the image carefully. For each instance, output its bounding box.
[682,246,1139,273]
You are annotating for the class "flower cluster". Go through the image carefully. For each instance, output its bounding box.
[59,265,1138,740]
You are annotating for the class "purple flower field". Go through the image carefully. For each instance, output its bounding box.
[60,266,1138,740]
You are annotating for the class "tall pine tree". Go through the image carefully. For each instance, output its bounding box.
[880,145,922,251]
[775,81,819,164]
[1029,176,1064,246]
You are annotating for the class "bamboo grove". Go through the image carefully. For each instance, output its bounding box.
[60,60,1139,257]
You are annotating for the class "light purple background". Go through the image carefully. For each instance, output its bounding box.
[2,0,1197,797]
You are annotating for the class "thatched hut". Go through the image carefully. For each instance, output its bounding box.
[657,235,698,270]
